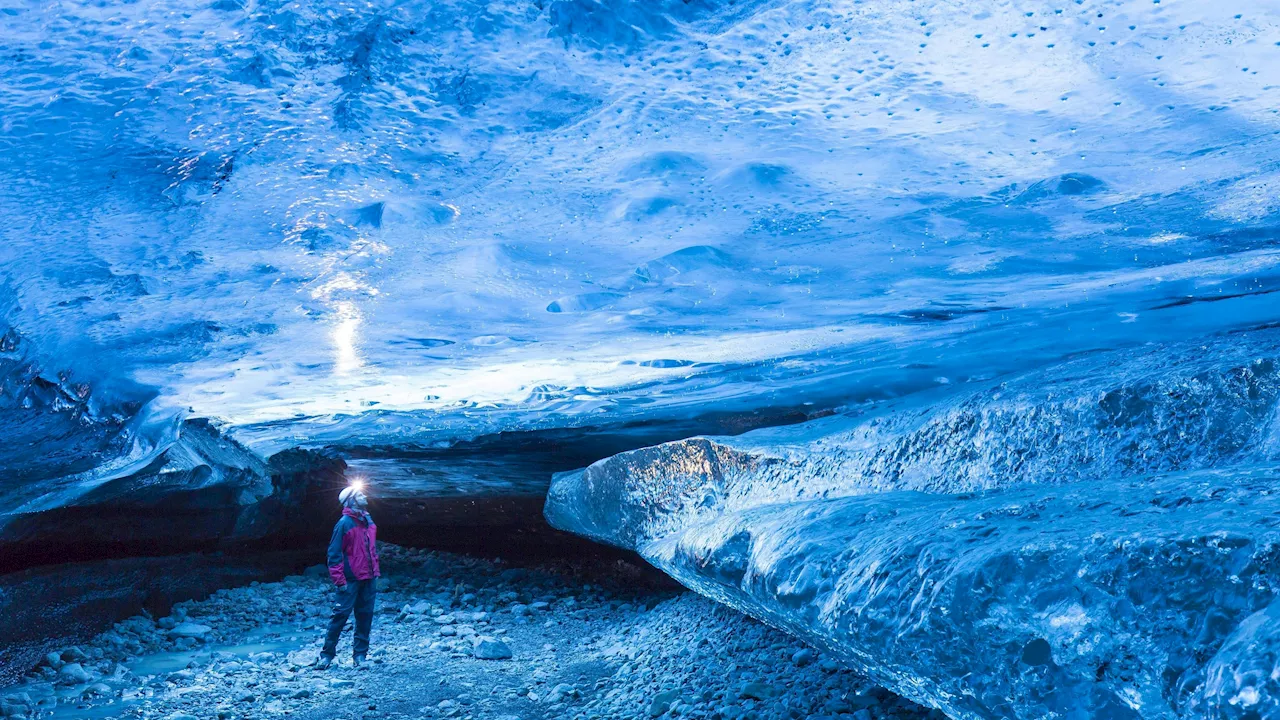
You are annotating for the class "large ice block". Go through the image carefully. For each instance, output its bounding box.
[547,338,1280,719]
[644,467,1280,720]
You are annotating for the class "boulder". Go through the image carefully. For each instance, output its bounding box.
[649,689,684,717]
[472,637,512,660]
[168,622,212,640]
[57,663,93,685]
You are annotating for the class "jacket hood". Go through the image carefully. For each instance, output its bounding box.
[342,507,373,526]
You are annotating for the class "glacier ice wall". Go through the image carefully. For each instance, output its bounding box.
[546,332,1280,719]
[3,0,1280,570]
[4,0,1280,449]
[547,332,1280,549]
[642,467,1280,720]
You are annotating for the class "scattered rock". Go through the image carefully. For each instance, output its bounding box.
[472,636,512,660]
[739,681,777,700]
[0,544,930,720]
[82,683,113,697]
[649,689,684,717]
[288,649,319,667]
[56,663,93,685]
[848,692,881,710]
[168,622,212,640]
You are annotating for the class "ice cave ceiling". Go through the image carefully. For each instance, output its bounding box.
[2,0,1280,514]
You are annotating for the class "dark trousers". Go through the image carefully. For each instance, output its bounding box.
[322,578,377,659]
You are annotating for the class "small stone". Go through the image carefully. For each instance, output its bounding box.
[290,688,313,699]
[847,692,880,710]
[330,679,356,689]
[472,637,512,660]
[168,623,212,640]
[57,663,92,685]
[82,683,113,697]
[168,714,198,720]
[287,649,318,667]
[43,652,62,670]
[792,648,815,667]
[738,682,777,701]
[649,690,683,717]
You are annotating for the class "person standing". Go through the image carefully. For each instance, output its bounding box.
[317,484,380,669]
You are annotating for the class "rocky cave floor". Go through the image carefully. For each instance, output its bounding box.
[0,545,939,720]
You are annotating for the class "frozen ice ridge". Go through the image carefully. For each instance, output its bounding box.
[547,331,1280,720]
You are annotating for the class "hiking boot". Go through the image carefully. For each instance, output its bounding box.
[315,655,333,671]
[352,655,366,669]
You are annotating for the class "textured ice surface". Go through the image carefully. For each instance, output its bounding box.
[643,467,1280,720]
[4,0,1280,514]
[546,332,1280,719]
[547,331,1280,547]
[4,0,1280,708]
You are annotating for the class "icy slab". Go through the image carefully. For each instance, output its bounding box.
[548,330,1280,549]
[644,467,1280,720]
[546,334,1280,719]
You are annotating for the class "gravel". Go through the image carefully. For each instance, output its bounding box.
[0,545,941,720]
